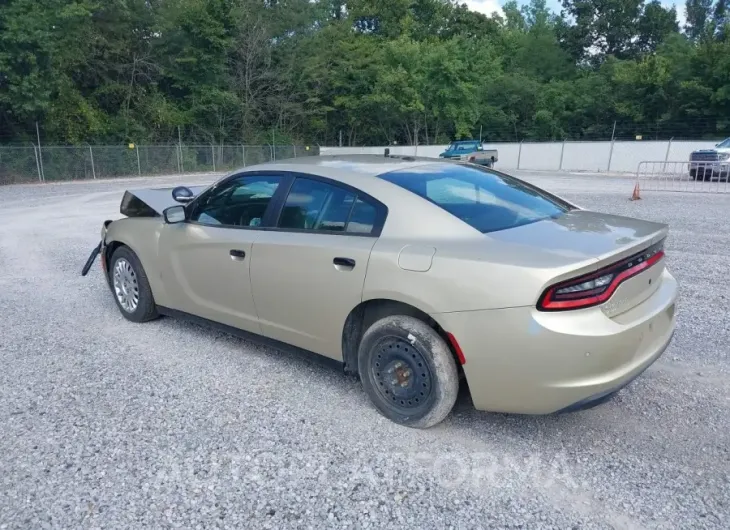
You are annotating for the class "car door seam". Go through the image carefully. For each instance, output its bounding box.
[358,239,378,303]
[248,237,265,329]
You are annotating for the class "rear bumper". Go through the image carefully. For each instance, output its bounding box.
[433,269,678,414]
[555,329,674,413]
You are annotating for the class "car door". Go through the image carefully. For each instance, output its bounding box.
[157,173,285,334]
[250,175,386,360]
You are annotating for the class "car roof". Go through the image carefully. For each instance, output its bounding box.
[242,154,442,178]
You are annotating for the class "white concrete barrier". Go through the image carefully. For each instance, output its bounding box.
[320,139,720,173]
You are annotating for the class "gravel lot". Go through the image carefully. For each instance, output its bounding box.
[1,169,728,529]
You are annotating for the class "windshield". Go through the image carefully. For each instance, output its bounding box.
[378,164,573,233]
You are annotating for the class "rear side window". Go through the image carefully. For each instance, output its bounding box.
[277,178,379,235]
[347,198,377,234]
[378,164,571,233]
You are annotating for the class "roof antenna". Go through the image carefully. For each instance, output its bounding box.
[384,148,390,157]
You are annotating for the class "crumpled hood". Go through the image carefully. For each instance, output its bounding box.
[120,185,208,217]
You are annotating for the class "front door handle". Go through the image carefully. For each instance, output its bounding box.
[333,257,356,269]
[230,249,246,260]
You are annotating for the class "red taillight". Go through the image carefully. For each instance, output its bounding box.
[537,242,665,311]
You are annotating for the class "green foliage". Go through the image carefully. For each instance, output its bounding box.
[0,0,729,145]
[685,0,713,41]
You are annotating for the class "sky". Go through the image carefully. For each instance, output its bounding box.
[461,0,687,27]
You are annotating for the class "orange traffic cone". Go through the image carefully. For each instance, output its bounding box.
[630,182,641,201]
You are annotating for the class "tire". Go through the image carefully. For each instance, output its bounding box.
[357,315,459,428]
[109,246,159,323]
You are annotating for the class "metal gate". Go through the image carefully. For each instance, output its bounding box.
[636,161,730,193]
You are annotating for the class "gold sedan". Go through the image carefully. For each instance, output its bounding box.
[83,155,678,428]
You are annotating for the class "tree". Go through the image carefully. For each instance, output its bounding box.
[559,0,644,61]
[685,0,713,40]
[636,1,679,54]
[2,0,729,146]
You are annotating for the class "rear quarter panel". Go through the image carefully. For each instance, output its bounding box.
[363,237,556,314]
[363,233,620,314]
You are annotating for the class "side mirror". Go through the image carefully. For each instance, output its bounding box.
[172,186,194,204]
[163,205,186,224]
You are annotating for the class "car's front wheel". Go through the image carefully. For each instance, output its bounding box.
[357,315,459,428]
[109,246,159,323]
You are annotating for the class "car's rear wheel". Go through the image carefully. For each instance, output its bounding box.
[109,246,159,323]
[357,315,459,428]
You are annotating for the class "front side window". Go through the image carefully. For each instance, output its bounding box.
[191,175,280,227]
[378,164,572,233]
[277,178,379,234]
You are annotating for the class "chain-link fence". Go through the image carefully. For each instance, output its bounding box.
[0,144,320,185]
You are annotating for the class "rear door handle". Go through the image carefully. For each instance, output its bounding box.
[333,257,356,269]
[230,249,246,260]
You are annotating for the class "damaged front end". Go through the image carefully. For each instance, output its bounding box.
[80,185,206,276]
[81,219,114,276]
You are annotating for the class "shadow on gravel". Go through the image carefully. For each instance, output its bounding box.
[121,307,612,435]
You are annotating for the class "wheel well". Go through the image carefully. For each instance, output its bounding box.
[104,241,129,272]
[341,299,459,376]
[104,241,125,271]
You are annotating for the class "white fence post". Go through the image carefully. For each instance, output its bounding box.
[33,144,43,183]
[37,144,45,182]
[36,121,45,181]
[607,139,615,172]
[178,126,184,173]
[211,144,216,172]
[89,145,96,179]
[663,138,672,172]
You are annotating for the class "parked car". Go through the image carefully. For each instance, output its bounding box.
[689,137,730,181]
[83,155,677,428]
[438,140,498,167]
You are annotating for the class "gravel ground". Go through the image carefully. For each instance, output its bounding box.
[0,170,729,529]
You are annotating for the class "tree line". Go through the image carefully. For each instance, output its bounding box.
[1,0,729,146]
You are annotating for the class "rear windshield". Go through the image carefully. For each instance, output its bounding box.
[378,164,572,233]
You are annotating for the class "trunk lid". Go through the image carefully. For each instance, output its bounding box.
[488,210,668,316]
[489,210,666,263]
